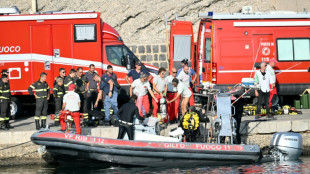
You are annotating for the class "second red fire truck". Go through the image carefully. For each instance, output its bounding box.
[169,11,310,103]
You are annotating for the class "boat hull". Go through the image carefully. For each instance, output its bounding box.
[31,130,261,167]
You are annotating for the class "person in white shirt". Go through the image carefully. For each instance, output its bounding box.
[61,84,81,134]
[167,78,192,116]
[166,68,179,122]
[152,67,167,118]
[177,65,195,106]
[266,58,278,108]
[254,62,275,119]
[130,72,158,116]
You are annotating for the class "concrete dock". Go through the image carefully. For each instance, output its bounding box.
[0,110,310,166]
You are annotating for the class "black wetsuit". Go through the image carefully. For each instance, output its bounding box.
[117,100,144,140]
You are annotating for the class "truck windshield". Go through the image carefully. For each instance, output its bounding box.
[204,38,211,63]
[106,45,135,66]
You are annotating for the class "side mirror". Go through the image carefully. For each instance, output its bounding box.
[202,67,205,73]
[126,54,132,70]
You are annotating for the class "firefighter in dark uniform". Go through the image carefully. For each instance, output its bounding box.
[53,77,65,126]
[0,74,13,130]
[117,95,144,140]
[74,67,89,125]
[63,69,77,124]
[28,72,50,130]
[64,69,77,93]
[85,64,98,111]
[54,68,66,86]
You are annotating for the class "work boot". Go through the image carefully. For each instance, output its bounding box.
[4,120,14,129]
[35,120,40,130]
[41,119,46,129]
[0,121,6,130]
[83,119,89,127]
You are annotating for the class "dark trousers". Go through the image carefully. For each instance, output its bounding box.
[35,98,48,120]
[256,90,270,114]
[55,97,62,114]
[87,90,98,111]
[0,99,10,120]
[79,93,87,113]
[117,125,134,140]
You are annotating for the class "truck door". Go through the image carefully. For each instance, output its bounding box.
[169,21,194,71]
[198,22,212,83]
[30,25,53,86]
[52,24,73,78]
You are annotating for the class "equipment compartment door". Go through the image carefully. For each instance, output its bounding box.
[30,25,53,85]
[52,24,73,78]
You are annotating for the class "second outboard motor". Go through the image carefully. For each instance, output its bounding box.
[269,132,303,161]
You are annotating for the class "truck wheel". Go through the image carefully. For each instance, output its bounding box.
[10,97,22,120]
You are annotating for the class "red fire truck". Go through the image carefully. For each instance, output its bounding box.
[170,11,310,103]
[0,7,157,118]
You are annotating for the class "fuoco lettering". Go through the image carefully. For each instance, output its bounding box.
[0,46,21,53]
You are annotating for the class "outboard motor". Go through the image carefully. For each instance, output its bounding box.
[269,132,303,161]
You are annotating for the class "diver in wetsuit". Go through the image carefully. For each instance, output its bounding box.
[117,95,144,140]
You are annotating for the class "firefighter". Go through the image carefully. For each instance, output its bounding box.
[166,68,179,122]
[129,73,158,116]
[61,84,81,134]
[166,78,192,116]
[53,77,65,126]
[177,59,197,106]
[267,58,278,108]
[28,72,50,130]
[94,65,120,125]
[117,95,144,140]
[54,68,66,86]
[64,69,77,93]
[85,64,98,111]
[254,62,275,119]
[152,67,167,118]
[125,62,150,84]
[0,74,13,130]
[1,69,9,78]
[74,67,89,124]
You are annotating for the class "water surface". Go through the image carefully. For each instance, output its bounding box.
[1,157,310,174]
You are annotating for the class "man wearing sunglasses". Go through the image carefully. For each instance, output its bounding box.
[166,68,179,122]
[125,62,150,85]
[254,62,275,119]
[54,68,66,86]
[152,67,167,118]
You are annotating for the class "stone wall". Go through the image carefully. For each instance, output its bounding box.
[128,43,169,70]
[3,0,309,44]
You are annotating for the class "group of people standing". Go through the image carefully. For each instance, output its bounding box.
[0,58,197,133]
[28,64,101,130]
[254,58,277,119]
[127,59,196,123]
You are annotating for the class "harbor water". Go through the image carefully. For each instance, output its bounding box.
[1,157,310,174]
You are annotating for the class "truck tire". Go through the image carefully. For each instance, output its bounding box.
[10,97,22,120]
